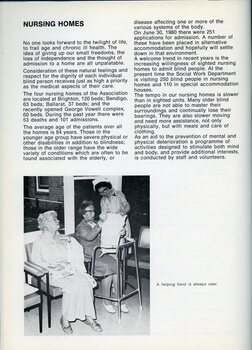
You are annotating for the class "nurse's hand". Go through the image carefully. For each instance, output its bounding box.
[99,212,107,221]
[119,209,127,216]
[120,228,126,238]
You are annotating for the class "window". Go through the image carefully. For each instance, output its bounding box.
[36,176,49,193]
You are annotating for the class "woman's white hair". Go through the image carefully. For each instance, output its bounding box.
[37,210,57,230]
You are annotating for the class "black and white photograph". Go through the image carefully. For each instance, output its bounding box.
[24,175,150,335]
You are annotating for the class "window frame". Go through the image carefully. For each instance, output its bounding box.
[36,176,49,193]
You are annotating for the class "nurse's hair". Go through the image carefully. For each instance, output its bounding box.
[37,210,58,230]
[79,200,94,216]
[94,181,112,193]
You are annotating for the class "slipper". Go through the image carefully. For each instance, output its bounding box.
[102,301,116,314]
[60,317,73,335]
[84,318,103,333]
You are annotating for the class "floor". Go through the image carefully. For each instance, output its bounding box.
[24,274,150,336]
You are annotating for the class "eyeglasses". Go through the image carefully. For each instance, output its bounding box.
[98,188,108,195]
[84,210,94,213]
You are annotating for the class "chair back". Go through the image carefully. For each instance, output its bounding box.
[24,231,41,261]
[138,226,150,249]
[25,243,33,261]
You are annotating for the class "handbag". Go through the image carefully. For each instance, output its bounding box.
[48,262,76,281]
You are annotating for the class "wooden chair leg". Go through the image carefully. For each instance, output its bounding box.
[45,273,51,328]
[47,297,51,328]
[39,295,43,333]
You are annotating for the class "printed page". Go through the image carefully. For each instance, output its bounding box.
[1,1,251,350]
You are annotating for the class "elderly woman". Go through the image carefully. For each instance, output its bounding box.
[31,210,102,334]
[75,200,129,314]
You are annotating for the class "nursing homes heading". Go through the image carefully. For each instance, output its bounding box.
[23,21,84,27]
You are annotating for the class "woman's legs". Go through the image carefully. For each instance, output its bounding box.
[101,275,113,304]
[101,274,116,313]
[112,274,117,295]
[111,273,129,313]
[51,272,96,323]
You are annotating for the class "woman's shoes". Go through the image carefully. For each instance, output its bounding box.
[120,303,129,313]
[84,317,103,333]
[102,301,129,313]
[103,301,116,314]
[60,316,73,335]
[114,302,129,313]
[60,316,102,334]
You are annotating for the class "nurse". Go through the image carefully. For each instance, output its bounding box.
[93,177,131,238]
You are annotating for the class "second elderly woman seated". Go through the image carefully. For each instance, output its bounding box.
[31,210,102,334]
[75,200,129,314]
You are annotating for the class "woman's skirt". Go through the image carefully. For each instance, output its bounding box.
[92,248,117,277]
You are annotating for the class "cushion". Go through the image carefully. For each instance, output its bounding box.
[31,277,62,298]
[24,283,38,296]
[24,292,40,309]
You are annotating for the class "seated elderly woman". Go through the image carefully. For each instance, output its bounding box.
[75,200,129,314]
[31,210,102,334]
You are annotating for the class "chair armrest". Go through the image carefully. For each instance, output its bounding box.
[24,261,49,278]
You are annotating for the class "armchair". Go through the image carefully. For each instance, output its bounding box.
[25,238,63,328]
[24,261,48,333]
[24,231,92,328]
